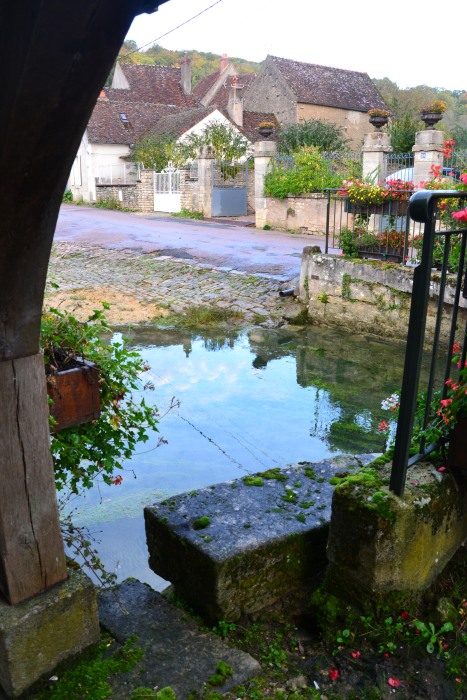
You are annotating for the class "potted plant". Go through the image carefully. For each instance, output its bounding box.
[341,179,412,215]
[258,121,274,138]
[420,99,447,129]
[42,309,102,431]
[368,108,391,130]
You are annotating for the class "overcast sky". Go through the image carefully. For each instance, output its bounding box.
[126,0,465,92]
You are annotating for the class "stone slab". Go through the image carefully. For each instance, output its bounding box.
[99,579,260,699]
[0,567,99,697]
[145,456,377,621]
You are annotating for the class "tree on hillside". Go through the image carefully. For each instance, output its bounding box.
[277,119,349,154]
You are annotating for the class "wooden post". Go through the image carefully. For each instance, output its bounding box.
[0,355,67,604]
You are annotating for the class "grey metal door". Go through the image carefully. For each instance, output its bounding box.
[211,161,248,216]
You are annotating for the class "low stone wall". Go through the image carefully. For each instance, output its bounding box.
[299,251,467,345]
[264,194,328,233]
[95,184,138,209]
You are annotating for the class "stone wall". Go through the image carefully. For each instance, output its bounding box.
[95,184,138,209]
[299,251,467,345]
[263,194,328,233]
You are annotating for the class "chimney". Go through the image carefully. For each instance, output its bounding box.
[220,53,229,73]
[228,75,243,127]
[180,52,192,95]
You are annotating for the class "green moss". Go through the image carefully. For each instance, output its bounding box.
[130,688,158,699]
[261,468,287,482]
[295,513,306,523]
[156,688,177,700]
[303,465,316,479]
[193,516,210,530]
[243,476,264,487]
[31,635,143,700]
[207,661,233,687]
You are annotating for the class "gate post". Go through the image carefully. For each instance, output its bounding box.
[197,146,215,217]
[254,140,277,228]
[361,131,392,182]
[412,128,444,186]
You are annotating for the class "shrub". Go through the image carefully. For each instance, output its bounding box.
[277,119,349,154]
[264,145,342,198]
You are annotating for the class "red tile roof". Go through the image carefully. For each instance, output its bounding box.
[107,63,197,108]
[87,98,180,144]
[267,55,386,112]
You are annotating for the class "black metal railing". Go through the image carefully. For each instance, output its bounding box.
[324,188,415,262]
[389,190,467,496]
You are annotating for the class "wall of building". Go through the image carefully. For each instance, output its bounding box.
[243,63,296,125]
[296,104,368,149]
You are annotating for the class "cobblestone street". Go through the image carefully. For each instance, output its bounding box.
[45,241,302,326]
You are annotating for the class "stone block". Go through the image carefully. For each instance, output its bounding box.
[0,567,99,697]
[145,456,375,622]
[326,463,467,601]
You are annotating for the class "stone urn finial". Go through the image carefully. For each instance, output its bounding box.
[368,109,391,131]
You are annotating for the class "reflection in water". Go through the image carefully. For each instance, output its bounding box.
[66,325,410,588]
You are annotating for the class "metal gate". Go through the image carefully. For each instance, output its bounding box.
[153,162,181,213]
[211,160,248,217]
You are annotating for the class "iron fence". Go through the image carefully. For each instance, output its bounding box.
[389,190,467,496]
[384,153,414,180]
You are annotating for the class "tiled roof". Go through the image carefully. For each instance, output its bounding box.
[192,70,222,99]
[107,63,198,108]
[268,55,386,112]
[87,98,180,144]
[149,107,218,138]
[209,73,257,110]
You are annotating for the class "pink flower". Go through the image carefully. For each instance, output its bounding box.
[351,651,361,659]
[388,677,400,688]
[438,466,447,473]
[452,209,467,222]
[440,399,453,408]
[329,668,339,681]
[460,173,467,185]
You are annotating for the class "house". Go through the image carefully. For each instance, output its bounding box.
[243,55,387,148]
[69,59,197,201]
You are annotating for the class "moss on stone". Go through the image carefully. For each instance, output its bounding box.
[193,516,211,530]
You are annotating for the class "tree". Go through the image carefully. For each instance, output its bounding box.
[175,120,250,163]
[130,134,178,170]
[277,119,349,154]
[388,114,420,153]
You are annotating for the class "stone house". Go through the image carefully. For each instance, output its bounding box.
[69,60,197,201]
[243,55,387,148]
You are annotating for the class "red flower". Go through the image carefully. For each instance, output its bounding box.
[400,611,409,620]
[378,420,390,432]
[438,466,447,473]
[388,677,400,688]
[329,668,339,681]
[440,398,453,408]
[351,651,361,659]
[453,209,467,223]
[110,475,123,485]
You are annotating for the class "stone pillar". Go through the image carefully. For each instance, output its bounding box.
[254,140,277,228]
[197,146,215,218]
[413,129,444,186]
[361,131,392,182]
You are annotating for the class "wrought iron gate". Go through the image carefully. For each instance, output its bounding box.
[211,160,248,217]
[153,162,181,213]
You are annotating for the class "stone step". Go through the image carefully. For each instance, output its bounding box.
[99,580,260,699]
[144,455,377,622]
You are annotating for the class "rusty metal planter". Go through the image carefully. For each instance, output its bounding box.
[47,360,100,431]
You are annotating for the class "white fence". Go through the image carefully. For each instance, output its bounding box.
[95,163,141,185]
